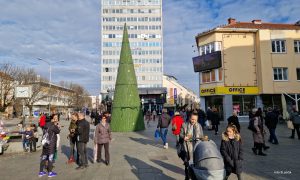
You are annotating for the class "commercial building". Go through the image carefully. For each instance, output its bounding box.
[100,0,163,96]
[193,18,300,120]
[163,74,199,110]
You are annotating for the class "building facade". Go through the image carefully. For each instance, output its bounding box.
[193,18,300,120]
[163,74,199,110]
[100,0,163,95]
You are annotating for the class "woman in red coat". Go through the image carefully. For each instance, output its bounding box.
[171,111,184,146]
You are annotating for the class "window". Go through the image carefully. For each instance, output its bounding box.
[295,40,300,53]
[271,40,286,53]
[297,68,300,80]
[273,68,288,81]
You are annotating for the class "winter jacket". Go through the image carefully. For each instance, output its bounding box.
[264,111,278,129]
[206,109,213,120]
[157,113,171,128]
[76,119,90,143]
[42,122,60,156]
[252,116,264,143]
[220,133,243,175]
[227,116,240,132]
[94,122,111,144]
[290,111,300,125]
[211,112,220,125]
[171,115,184,135]
[39,115,46,128]
[68,120,77,138]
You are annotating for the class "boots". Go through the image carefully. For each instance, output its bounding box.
[257,143,267,156]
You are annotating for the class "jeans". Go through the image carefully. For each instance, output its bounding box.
[97,143,110,162]
[40,154,54,172]
[30,138,36,151]
[77,142,88,166]
[160,128,168,145]
[291,123,300,139]
[268,128,278,143]
[69,138,78,159]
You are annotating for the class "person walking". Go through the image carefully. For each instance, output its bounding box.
[211,107,220,135]
[157,109,171,149]
[265,107,279,144]
[76,112,90,169]
[197,108,206,127]
[38,117,60,177]
[94,114,112,165]
[251,108,267,156]
[171,111,184,146]
[179,112,204,180]
[67,112,78,164]
[220,124,243,180]
[289,106,300,139]
[227,111,241,133]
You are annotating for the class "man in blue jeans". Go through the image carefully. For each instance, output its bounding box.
[157,109,171,149]
[265,107,279,144]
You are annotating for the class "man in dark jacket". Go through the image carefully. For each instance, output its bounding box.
[227,111,240,133]
[157,109,171,149]
[265,107,279,144]
[290,106,300,139]
[197,108,206,128]
[76,112,90,169]
[39,121,60,177]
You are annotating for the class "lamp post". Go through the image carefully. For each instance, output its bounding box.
[37,58,64,114]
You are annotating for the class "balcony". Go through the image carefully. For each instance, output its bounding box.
[192,51,222,72]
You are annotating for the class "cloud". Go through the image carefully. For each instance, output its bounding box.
[0,0,298,96]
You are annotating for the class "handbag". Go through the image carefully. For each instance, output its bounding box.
[287,120,294,130]
[154,129,160,140]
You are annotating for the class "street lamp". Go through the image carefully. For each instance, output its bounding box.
[37,58,64,114]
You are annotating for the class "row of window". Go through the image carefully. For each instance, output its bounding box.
[102,58,161,64]
[135,66,162,73]
[271,40,300,53]
[102,83,162,91]
[103,17,161,22]
[199,42,222,56]
[103,0,161,6]
[103,50,162,56]
[103,8,160,14]
[103,41,161,47]
[102,75,162,82]
[201,69,223,83]
[103,33,161,39]
[103,25,161,31]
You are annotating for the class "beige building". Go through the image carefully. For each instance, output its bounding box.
[193,18,300,120]
[163,74,199,109]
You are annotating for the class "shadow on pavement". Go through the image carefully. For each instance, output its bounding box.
[150,159,184,175]
[124,155,175,180]
[61,145,70,159]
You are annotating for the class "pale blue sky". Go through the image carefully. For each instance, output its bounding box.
[0,0,299,95]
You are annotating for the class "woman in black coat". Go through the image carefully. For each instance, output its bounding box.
[211,107,220,135]
[227,111,240,132]
[220,124,243,180]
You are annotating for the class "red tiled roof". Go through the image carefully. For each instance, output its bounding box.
[222,22,300,30]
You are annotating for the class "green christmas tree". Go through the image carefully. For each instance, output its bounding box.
[110,24,145,132]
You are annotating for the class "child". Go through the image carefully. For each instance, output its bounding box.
[220,124,243,180]
[20,126,34,152]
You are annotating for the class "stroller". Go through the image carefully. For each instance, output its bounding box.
[188,139,225,180]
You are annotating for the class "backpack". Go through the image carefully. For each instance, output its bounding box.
[248,117,257,133]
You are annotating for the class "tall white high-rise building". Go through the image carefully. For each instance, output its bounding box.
[100,0,163,94]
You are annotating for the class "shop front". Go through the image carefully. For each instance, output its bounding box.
[200,86,259,121]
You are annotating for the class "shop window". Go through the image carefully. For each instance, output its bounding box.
[232,95,256,116]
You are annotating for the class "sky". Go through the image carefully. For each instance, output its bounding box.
[0,0,299,95]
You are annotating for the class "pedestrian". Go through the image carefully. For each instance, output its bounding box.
[30,124,37,152]
[289,106,300,139]
[76,112,90,169]
[179,112,203,180]
[19,126,34,152]
[197,108,206,127]
[38,116,60,177]
[220,124,243,180]
[206,107,213,130]
[251,108,267,156]
[180,109,187,122]
[152,110,157,121]
[211,107,220,135]
[39,113,46,129]
[36,123,43,148]
[227,111,241,132]
[67,112,78,164]
[146,110,152,126]
[171,111,184,146]
[265,107,279,144]
[157,108,171,149]
[256,108,269,150]
[94,113,112,165]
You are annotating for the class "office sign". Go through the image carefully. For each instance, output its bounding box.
[200,86,259,96]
